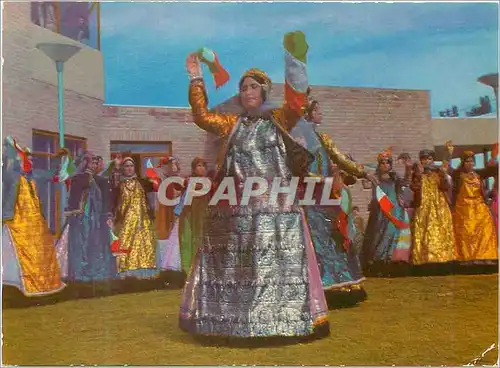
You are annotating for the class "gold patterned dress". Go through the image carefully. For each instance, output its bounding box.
[453,171,498,262]
[114,177,159,279]
[411,171,456,265]
[3,175,65,296]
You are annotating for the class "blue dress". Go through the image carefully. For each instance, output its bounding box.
[61,172,117,282]
[362,176,405,269]
[295,124,366,291]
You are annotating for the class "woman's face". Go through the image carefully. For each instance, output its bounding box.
[420,156,434,166]
[97,158,104,171]
[170,161,180,175]
[378,159,392,173]
[89,159,98,172]
[463,157,475,173]
[194,163,207,177]
[311,104,323,124]
[122,161,135,177]
[240,77,264,112]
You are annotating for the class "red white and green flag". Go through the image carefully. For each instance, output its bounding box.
[197,47,230,89]
[283,31,309,115]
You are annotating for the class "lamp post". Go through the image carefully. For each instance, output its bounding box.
[36,43,81,234]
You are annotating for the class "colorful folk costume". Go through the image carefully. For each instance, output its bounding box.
[291,116,369,300]
[179,32,330,340]
[2,137,65,296]
[111,157,159,279]
[451,151,498,264]
[491,182,498,230]
[179,158,210,274]
[154,160,183,272]
[57,154,117,282]
[362,148,411,275]
[489,143,499,230]
[410,150,456,266]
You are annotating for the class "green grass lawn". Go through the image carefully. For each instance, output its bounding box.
[2,274,498,366]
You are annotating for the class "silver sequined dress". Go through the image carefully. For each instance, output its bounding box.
[179,116,329,338]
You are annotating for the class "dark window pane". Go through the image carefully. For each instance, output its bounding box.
[33,134,55,154]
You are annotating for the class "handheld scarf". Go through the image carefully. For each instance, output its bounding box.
[337,187,353,251]
[197,47,230,89]
[145,159,161,191]
[375,186,411,262]
[52,150,77,191]
[110,229,130,256]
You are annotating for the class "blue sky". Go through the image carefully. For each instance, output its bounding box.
[101,2,498,116]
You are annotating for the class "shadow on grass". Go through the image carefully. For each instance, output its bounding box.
[363,261,498,278]
[175,323,332,349]
[2,270,186,309]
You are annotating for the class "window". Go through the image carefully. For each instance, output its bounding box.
[30,2,101,50]
[110,141,172,211]
[32,130,86,235]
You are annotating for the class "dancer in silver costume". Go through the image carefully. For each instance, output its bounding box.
[179,31,330,341]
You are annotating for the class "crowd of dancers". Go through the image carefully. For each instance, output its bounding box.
[2,31,498,343]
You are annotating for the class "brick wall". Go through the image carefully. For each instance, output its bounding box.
[101,106,219,176]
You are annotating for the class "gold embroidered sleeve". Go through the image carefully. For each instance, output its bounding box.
[189,79,238,138]
[319,133,366,178]
[271,104,306,133]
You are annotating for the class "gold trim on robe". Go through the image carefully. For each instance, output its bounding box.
[5,176,64,295]
[453,172,498,261]
[412,172,456,265]
[317,133,366,178]
[115,178,157,274]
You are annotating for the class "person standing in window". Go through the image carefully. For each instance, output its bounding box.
[77,16,90,43]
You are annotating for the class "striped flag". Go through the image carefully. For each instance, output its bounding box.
[197,47,230,89]
[283,31,309,115]
[145,158,161,191]
[375,186,411,262]
[110,229,129,256]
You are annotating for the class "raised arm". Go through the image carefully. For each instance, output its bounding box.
[186,54,238,138]
[317,133,367,178]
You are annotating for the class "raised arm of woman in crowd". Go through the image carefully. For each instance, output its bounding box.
[186,54,238,138]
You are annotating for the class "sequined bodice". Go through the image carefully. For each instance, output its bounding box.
[226,118,292,182]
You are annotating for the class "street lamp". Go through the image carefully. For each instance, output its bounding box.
[36,42,81,234]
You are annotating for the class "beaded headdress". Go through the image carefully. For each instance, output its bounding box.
[461,150,475,161]
[377,146,393,162]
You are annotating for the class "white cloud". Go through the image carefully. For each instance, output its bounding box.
[101,2,497,42]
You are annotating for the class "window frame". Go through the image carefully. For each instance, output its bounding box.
[31,129,87,236]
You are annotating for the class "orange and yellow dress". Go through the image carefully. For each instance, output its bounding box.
[3,174,65,296]
[411,170,456,265]
[453,170,498,262]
